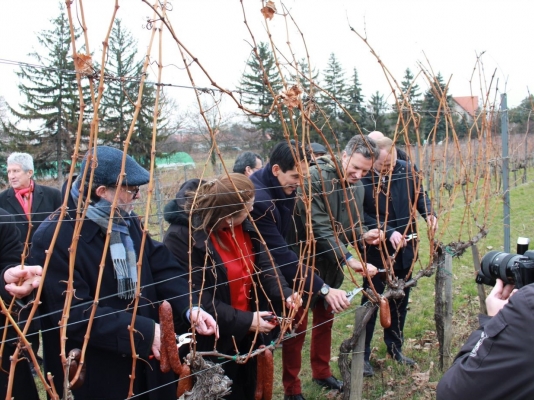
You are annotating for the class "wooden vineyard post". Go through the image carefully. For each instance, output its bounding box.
[349,306,367,400]
[434,252,453,370]
[339,304,376,400]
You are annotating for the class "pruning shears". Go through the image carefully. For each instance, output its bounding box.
[149,333,193,360]
[262,314,294,325]
[405,233,418,242]
[176,332,193,347]
[346,287,364,303]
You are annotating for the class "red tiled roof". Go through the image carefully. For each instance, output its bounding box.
[453,96,478,117]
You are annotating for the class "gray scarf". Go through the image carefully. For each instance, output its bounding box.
[71,182,138,299]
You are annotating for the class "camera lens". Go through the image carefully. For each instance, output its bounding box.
[480,251,524,284]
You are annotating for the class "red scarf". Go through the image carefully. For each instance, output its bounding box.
[14,180,34,217]
[212,225,255,312]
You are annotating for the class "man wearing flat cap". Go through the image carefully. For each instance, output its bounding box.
[308,142,328,162]
[30,146,218,400]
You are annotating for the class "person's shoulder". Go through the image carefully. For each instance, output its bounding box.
[0,187,12,200]
[251,171,274,203]
[250,167,269,187]
[35,183,61,195]
[396,159,408,168]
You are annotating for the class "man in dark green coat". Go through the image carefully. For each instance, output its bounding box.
[283,135,382,399]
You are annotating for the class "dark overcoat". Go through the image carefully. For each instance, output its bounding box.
[0,183,62,243]
[250,164,323,294]
[361,160,432,270]
[30,183,196,400]
[0,208,40,399]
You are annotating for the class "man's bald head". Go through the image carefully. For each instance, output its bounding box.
[368,131,385,141]
[373,136,397,173]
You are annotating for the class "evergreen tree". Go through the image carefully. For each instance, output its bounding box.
[0,97,8,185]
[290,58,322,142]
[100,19,167,168]
[395,68,421,142]
[365,91,389,133]
[342,68,366,140]
[421,73,453,142]
[100,19,138,147]
[319,53,350,143]
[509,95,534,134]
[5,6,83,180]
[239,42,283,145]
[293,58,319,96]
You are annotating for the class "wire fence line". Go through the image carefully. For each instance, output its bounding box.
[1,1,533,398]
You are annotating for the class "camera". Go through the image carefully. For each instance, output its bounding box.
[476,250,534,289]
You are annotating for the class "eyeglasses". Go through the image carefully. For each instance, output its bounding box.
[110,185,140,198]
[123,186,140,197]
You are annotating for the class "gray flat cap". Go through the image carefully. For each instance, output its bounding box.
[310,142,327,155]
[80,146,150,186]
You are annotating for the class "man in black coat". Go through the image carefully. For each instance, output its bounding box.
[361,136,437,376]
[0,208,42,399]
[250,142,350,399]
[0,152,62,243]
[30,146,217,400]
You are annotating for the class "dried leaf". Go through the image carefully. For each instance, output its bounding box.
[411,361,433,387]
[261,1,277,20]
[74,53,93,76]
[412,370,430,387]
[280,85,303,109]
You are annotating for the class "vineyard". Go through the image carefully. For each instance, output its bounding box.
[0,1,533,400]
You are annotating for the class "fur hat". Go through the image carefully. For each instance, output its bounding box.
[80,146,150,186]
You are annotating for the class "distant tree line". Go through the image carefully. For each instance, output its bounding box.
[0,4,172,179]
[237,42,534,152]
[1,6,533,178]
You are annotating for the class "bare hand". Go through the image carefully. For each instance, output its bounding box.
[286,292,302,310]
[347,258,378,278]
[363,229,383,245]
[324,288,350,313]
[427,215,438,232]
[190,309,219,338]
[151,323,161,360]
[486,279,517,316]
[249,311,278,333]
[4,265,42,299]
[389,231,406,249]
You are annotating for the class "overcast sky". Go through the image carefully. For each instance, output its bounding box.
[0,0,532,120]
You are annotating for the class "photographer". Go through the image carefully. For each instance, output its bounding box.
[436,279,533,399]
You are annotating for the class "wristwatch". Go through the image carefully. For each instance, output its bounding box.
[319,283,330,297]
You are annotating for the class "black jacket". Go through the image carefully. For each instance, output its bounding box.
[250,164,323,294]
[163,180,293,354]
[30,181,196,400]
[361,160,433,270]
[0,183,62,243]
[437,283,534,399]
[0,208,39,399]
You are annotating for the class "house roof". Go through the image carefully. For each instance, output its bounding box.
[453,96,478,117]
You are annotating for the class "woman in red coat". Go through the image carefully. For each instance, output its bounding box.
[164,173,300,400]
